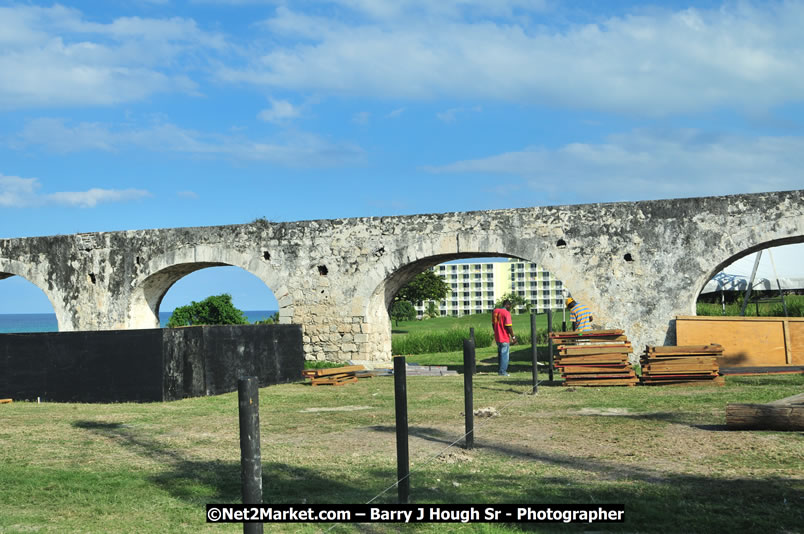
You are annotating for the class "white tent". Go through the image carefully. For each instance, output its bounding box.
[701,243,804,294]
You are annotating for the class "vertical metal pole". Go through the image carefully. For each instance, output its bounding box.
[393,356,410,504]
[547,310,555,382]
[740,251,762,316]
[463,339,474,450]
[238,377,263,534]
[469,327,476,374]
[530,313,538,393]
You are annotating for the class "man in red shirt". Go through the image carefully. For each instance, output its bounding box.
[491,299,516,376]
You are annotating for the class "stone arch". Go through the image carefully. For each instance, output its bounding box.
[126,245,292,329]
[356,233,581,361]
[0,258,66,330]
[692,235,804,312]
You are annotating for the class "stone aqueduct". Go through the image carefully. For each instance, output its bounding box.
[1,190,802,363]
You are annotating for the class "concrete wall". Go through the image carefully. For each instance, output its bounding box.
[0,324,303,403]
[0,190,802,363]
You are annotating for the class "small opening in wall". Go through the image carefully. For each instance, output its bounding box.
[89,273,97,284]
[263,251,271,260]
[136,256,141,265]
[624,253,634,262]
[321,290,325,294]
[556,239,567,248]
[318,265,328,276]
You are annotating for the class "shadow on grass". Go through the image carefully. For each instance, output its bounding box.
[70,420,804,531]
[71,420,379,506]
[364,424,804,532]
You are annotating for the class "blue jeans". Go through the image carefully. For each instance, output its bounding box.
[497,342,510,375]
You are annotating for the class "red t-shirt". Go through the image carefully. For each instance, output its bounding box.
[492,308,512,343]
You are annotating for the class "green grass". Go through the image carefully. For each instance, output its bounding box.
[697,295,804,317]
[392,311,560,356]
[2,371,802,533]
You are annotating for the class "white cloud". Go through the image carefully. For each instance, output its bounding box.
[218,1,804,116]
[0,175,40,207]
[12,118,365,168]
[46,188,151,208]
[178,190,200,199]
[423,129,804,201]
[0,173,151,208]
[0,5,227,109]
[386,107,406,118]
[257,98,301,123]
[352,111,371,124]
[436,106,481,123]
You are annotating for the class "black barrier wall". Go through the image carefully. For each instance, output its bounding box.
[0,324,304,403]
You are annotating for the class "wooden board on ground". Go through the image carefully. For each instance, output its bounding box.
[726,392,804,430]
[311,375,358,387]
[0,398,12,404]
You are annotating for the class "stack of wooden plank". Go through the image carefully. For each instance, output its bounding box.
[640,345,724,386]
[302,365,375,386]
[549,329,638,386]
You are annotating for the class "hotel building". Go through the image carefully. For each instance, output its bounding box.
[415,259,565,317]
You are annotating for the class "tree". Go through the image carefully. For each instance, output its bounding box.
[391,300,416,326]
[254,311,280,325]
[396,270,451,303]
[494,292,529,313]
[426,300,439,319]
[167,294,249,327]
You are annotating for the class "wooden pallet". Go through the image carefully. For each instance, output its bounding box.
[303,365,366,387]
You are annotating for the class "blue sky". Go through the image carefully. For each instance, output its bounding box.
[1,0,802,314]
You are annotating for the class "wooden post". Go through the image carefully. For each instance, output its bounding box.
[238,377,263,534]
[530,313,538,393]
[463,338,475,449]
[469,327,476,374]
[393,356,410,504]
[548,309,555,382]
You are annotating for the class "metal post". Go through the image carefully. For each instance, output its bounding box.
[530,313,538,393]
[547,310,555,382]
[238,377,263,534]
[463,339,475,449]
[393,356,410,504]
[740,251,762,316]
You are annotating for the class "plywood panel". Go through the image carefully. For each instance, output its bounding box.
[676,318,786,367]
[789,321,804,366]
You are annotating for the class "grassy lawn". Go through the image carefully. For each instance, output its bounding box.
[1,369,802,533]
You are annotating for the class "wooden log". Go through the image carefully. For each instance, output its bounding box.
[726,403,804,430]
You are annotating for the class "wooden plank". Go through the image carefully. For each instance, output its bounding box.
[767,392,804,406]
[648,344,723,354]
[726,403,804,430]
[306,365,365,377]
[560,346,633,355]
[789,321,804,366]
[676,316,787,367]
[0,398,12,404]
[783,319,792,365]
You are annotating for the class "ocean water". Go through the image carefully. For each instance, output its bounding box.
[0,311,279,334]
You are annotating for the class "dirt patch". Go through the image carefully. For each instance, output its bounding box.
[299,405,374,413]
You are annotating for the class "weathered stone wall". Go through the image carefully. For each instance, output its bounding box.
[1,190,802,363]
